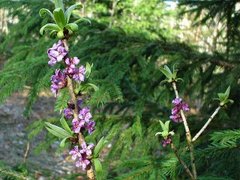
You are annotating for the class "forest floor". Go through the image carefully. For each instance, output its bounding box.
[0,90,82,178]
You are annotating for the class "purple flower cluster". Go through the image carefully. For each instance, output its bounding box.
[162,136,172,147]
[170,98,189,123]
[64,57,86,82]
[48,40,68,66]
[72,107,95,134]
[47,40,86,96]
[51,69,67,96]
[69,142,94,170]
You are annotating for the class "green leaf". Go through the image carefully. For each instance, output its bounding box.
[53,8,66,28]
[65,23,78,32]
[74,17,92,25]
[224,86,230,99]
[54,0,64,10]
[93,137,108,157]
[60,137,68,147]
[165,120,170,132]
[40,23,60,35]
[87,83,99,91]
[60,117,73,134]
[164,65,172,74]
[217,93,225,102]
[93,158,103,173]
[85,62,93,78]
[159,120,165,131]
[39,8,54,19]
[65,3,82,23]
[160,67,172,79]
[46,127,66,138]
[45,122,72,138]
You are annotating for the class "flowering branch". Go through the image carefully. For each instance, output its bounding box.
[172,82,197,179]
[192,106,221,142]
[39,2,109,179]
[171,143,194,180]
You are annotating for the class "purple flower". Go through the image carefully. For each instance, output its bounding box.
[73,66,86,82]
[71,142,94,170]
[64,57,80,75]
[63,108,74,120]
[182,103,189,111]
[170,97,189,123]
[85,120,95,134]
[51,69,67,96]
[48,40,68,66]
[80,142,94,156]
[170,114,182,123]
[162,136,172,147]
[69,146,81,160]
[172,98,182,105]
[76,157,90,170]
[79,107,92,123]
[72,118,85,133]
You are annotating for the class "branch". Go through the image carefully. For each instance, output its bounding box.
[171,143,195,180]
[172,82,197,179]
[192,106,221,142]
[64,39,95,180]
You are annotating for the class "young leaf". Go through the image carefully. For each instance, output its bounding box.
[160,67,172,79]
[159,120,166,131]
[60,137,68,147]
[164,65,172,74]
[93,158,103,173]
[40,23,60,35]
[224,86,230,99]
[74,17,92,25]
[65,3,82,23]
[54,0,64,10]
[65,23,78,32]
[45,122,72,138]
[60,117,73,134]
[85,62,93,78]
[165,120,170,132]
[53,8,66,28]
[93,137,108,157]
[39,8,54,19]
[46,127,66,138]
[87,83,99,92]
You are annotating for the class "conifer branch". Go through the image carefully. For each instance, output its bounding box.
[171,143,195,180]
[172,82,197,179]
[192,106,221,142]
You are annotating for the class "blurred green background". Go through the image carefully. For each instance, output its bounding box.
[0,0,239,179]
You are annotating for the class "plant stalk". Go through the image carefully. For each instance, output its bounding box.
[171,143,195,180]
[64,39,95,180]
[172,82,197,179]
[192,106,221,142]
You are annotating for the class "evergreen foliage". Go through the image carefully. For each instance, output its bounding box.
[0,0,239,179]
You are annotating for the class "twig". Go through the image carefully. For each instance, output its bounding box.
[172,82,197,179]
[64,39,95,180]
[192,106,221,142]
[171,143,195,180]
[23,142,30,163]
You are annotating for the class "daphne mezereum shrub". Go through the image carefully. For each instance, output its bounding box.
[39,1,107,179]
[156,65,233,180]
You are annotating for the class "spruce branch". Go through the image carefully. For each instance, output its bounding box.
[192,106,221,142]
[172,81,197,179]
[171,143,195,180]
